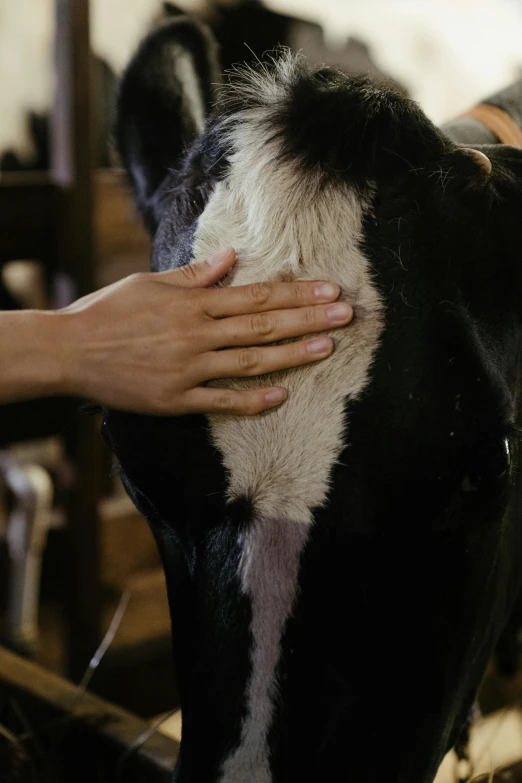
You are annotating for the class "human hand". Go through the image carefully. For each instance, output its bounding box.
[57,248,353,415]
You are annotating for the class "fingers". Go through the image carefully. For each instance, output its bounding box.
[150,249,345,337]
[183,386,288,416]
[196,335,334,383]
[157,248,236,289]
[201,301,353,350]
[201,278,341,318]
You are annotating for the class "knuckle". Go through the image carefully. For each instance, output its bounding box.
[289,341,306,363]
[186,322,203,343]
[180,263,199,283]
[186,289,204,312]
[154,389,174,414]
[237,348,259,371]
[251,312,273,337]
[296,281,311,303]
[216,391,235,411]
[292,338,306,356]
[249,281,271,305]
[302,306,318,327]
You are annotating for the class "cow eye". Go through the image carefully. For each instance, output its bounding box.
[100,417,112,449]
[461,437,511,493]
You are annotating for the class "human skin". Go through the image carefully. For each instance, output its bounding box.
[0,248,353,416]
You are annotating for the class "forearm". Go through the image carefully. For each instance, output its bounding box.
[0,310,73,404]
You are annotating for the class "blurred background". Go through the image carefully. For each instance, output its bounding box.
[1,0,522,779]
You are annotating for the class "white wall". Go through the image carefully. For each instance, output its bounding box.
[0,0,165,162]
[266,0,522,123]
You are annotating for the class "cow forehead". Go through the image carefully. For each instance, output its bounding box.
[185,88,499,527]
[151,56,522,489]
[213,50,447,184]
[194,119,374,283]
[155,53,522,284]
[192,148,384,524]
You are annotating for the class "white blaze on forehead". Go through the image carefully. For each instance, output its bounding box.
[192,110,384,525]
[191,60,385,783]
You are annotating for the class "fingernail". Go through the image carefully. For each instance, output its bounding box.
[313,282,339,300]
[207,247,234,266]
[265,388,287,404]
[327,302,352,324]
[307,337,333,355]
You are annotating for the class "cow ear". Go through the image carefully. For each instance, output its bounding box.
[116,13,220,233]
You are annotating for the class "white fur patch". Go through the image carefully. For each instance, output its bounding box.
[173,46,206,135]
[192,101,384,524]
[189,57,385,782]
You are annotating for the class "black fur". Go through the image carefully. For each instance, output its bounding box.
[220,61,449,186]
[105,13,522,783]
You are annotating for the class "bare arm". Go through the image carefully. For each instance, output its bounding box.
[0,249,352,416]
[0,308,68,405]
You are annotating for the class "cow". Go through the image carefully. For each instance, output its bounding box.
[102,11,522,783]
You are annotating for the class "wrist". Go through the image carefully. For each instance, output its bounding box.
[43,309,84,398]
[0,309,78,402]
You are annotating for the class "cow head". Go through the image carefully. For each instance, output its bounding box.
[104,12,522,783]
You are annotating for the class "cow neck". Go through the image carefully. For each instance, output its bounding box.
[463,103,522,147]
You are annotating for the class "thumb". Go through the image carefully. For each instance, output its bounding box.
[158,247,236,288]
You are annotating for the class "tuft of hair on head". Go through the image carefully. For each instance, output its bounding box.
[216,49,450,188]
[217,47,305,113]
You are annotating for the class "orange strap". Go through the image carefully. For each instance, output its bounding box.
[463,103,522,148]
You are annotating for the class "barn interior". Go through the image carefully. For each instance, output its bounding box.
[1,0,522,780]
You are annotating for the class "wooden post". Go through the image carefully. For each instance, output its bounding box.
[52,0,103,681]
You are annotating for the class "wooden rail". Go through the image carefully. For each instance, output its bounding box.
[0,645,179,781]
[0,170,149,280]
